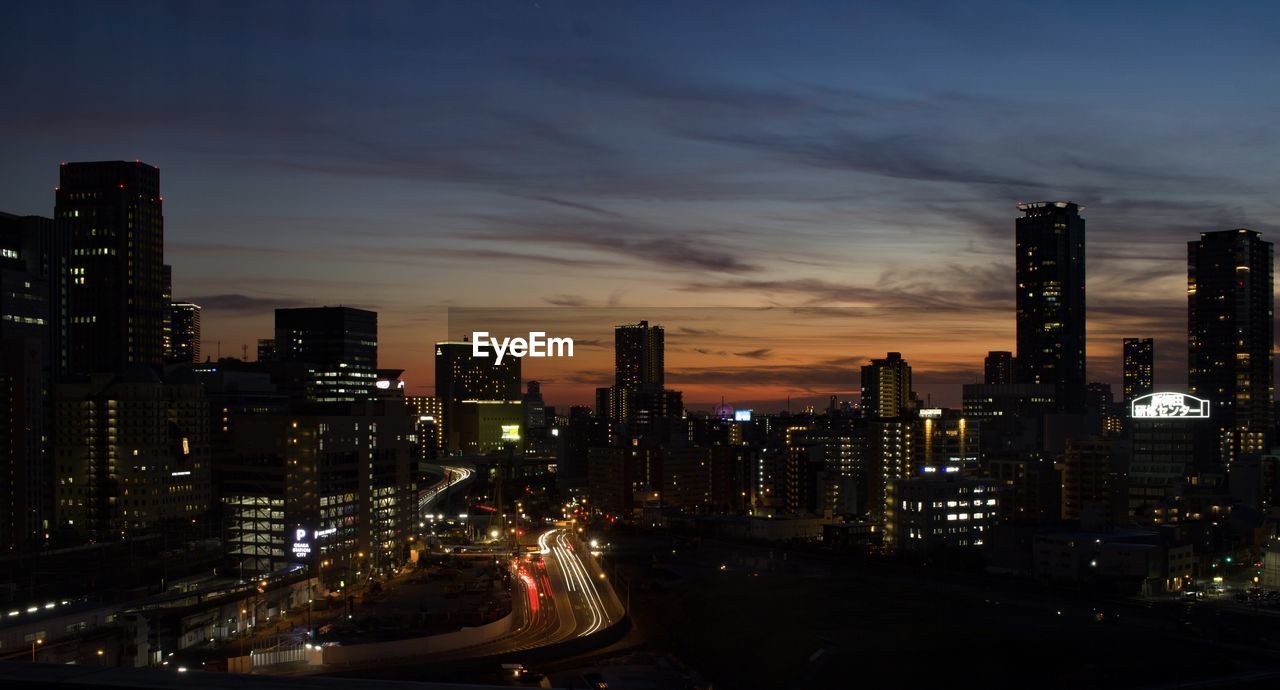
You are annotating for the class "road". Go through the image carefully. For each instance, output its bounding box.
[411,527,623,662]
[419,465,474,517]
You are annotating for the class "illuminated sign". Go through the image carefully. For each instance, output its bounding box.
[734,409,753,422]
[501,425,521,442]
[1130,392,1210,419]
[919,408,942,418]
[291,528,312,559]
[314,527,337,539]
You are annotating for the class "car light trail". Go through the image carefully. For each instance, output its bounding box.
[549,529,610,636]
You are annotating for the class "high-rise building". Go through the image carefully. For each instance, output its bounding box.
[161,264,172,358]
[57,161,166,374]
[434,339,521,452]
[1122,338,1154,404]
[861,352,912,419]
[1128,402,1208,519]
[1015,201,1086,412]
[275,306,378,402]
[54,368,211,541]
[167,302,201,364]
[406,395,444,461]
[862,352,914,520]
[217,401,416,576]
[615,320,664,394]
[1188,229,1274,464]
[609,320,667,424]
[984,351,1014,385]
[0,212,70,553]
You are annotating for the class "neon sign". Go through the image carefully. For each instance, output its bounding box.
[291,528,312,559]
[1130,392,1210,419]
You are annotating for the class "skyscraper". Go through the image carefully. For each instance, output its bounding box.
[1188,229,1274,463]
[274,306,378,402]
[615,320,664,394]
[861,352,912,419]
[1015,201,1086,412]
[1122,337,1154,403]
[167,302,202,364]
[861,352,913,521]
[0,212,69,552]
[57,161,166,374]
[983,350,1014,385]
[610,320,673,425]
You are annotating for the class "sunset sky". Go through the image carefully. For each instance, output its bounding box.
[3,1,1279,410]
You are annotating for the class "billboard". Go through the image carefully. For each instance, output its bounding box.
[1130,392,1210,419]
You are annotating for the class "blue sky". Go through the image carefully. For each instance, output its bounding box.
[2,1,1278,406]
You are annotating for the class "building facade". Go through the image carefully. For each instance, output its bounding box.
[57,161,166,374]
[274,306,378,402]
[1188,229,1274,464]
[1015,201,1086,413]
[1122,337,1154,403]
[54,369,211,541]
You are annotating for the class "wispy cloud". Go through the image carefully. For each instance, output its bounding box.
[188,293,311,314]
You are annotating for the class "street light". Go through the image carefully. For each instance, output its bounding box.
[31,638,42,662]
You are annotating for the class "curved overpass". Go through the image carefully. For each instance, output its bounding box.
[418,465,474,517]
[423,527,623,660]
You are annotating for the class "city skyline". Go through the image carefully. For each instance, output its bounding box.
[7,5,1280,687]
[4,2,1280,410]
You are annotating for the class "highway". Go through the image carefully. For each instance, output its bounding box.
[417,527,623,661]
[419,465,473,516]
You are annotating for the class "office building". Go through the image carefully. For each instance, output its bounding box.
[1128,392,1211,518]
[57,161,166,373]
[1188,229,1274,464]
[1061,438,1117,522]
[984,351,1014,385]
[167,302,201,364]
[1122,338,1154,403]
[217,401,416,576]
[1015,201,1086,412]
[452,400,523,454]
[54,368,211,540]
[275,306,378,402]
[886,473,999,554]
[434,338,521,452]
[913,409,979,475]
[0,212,69,552]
